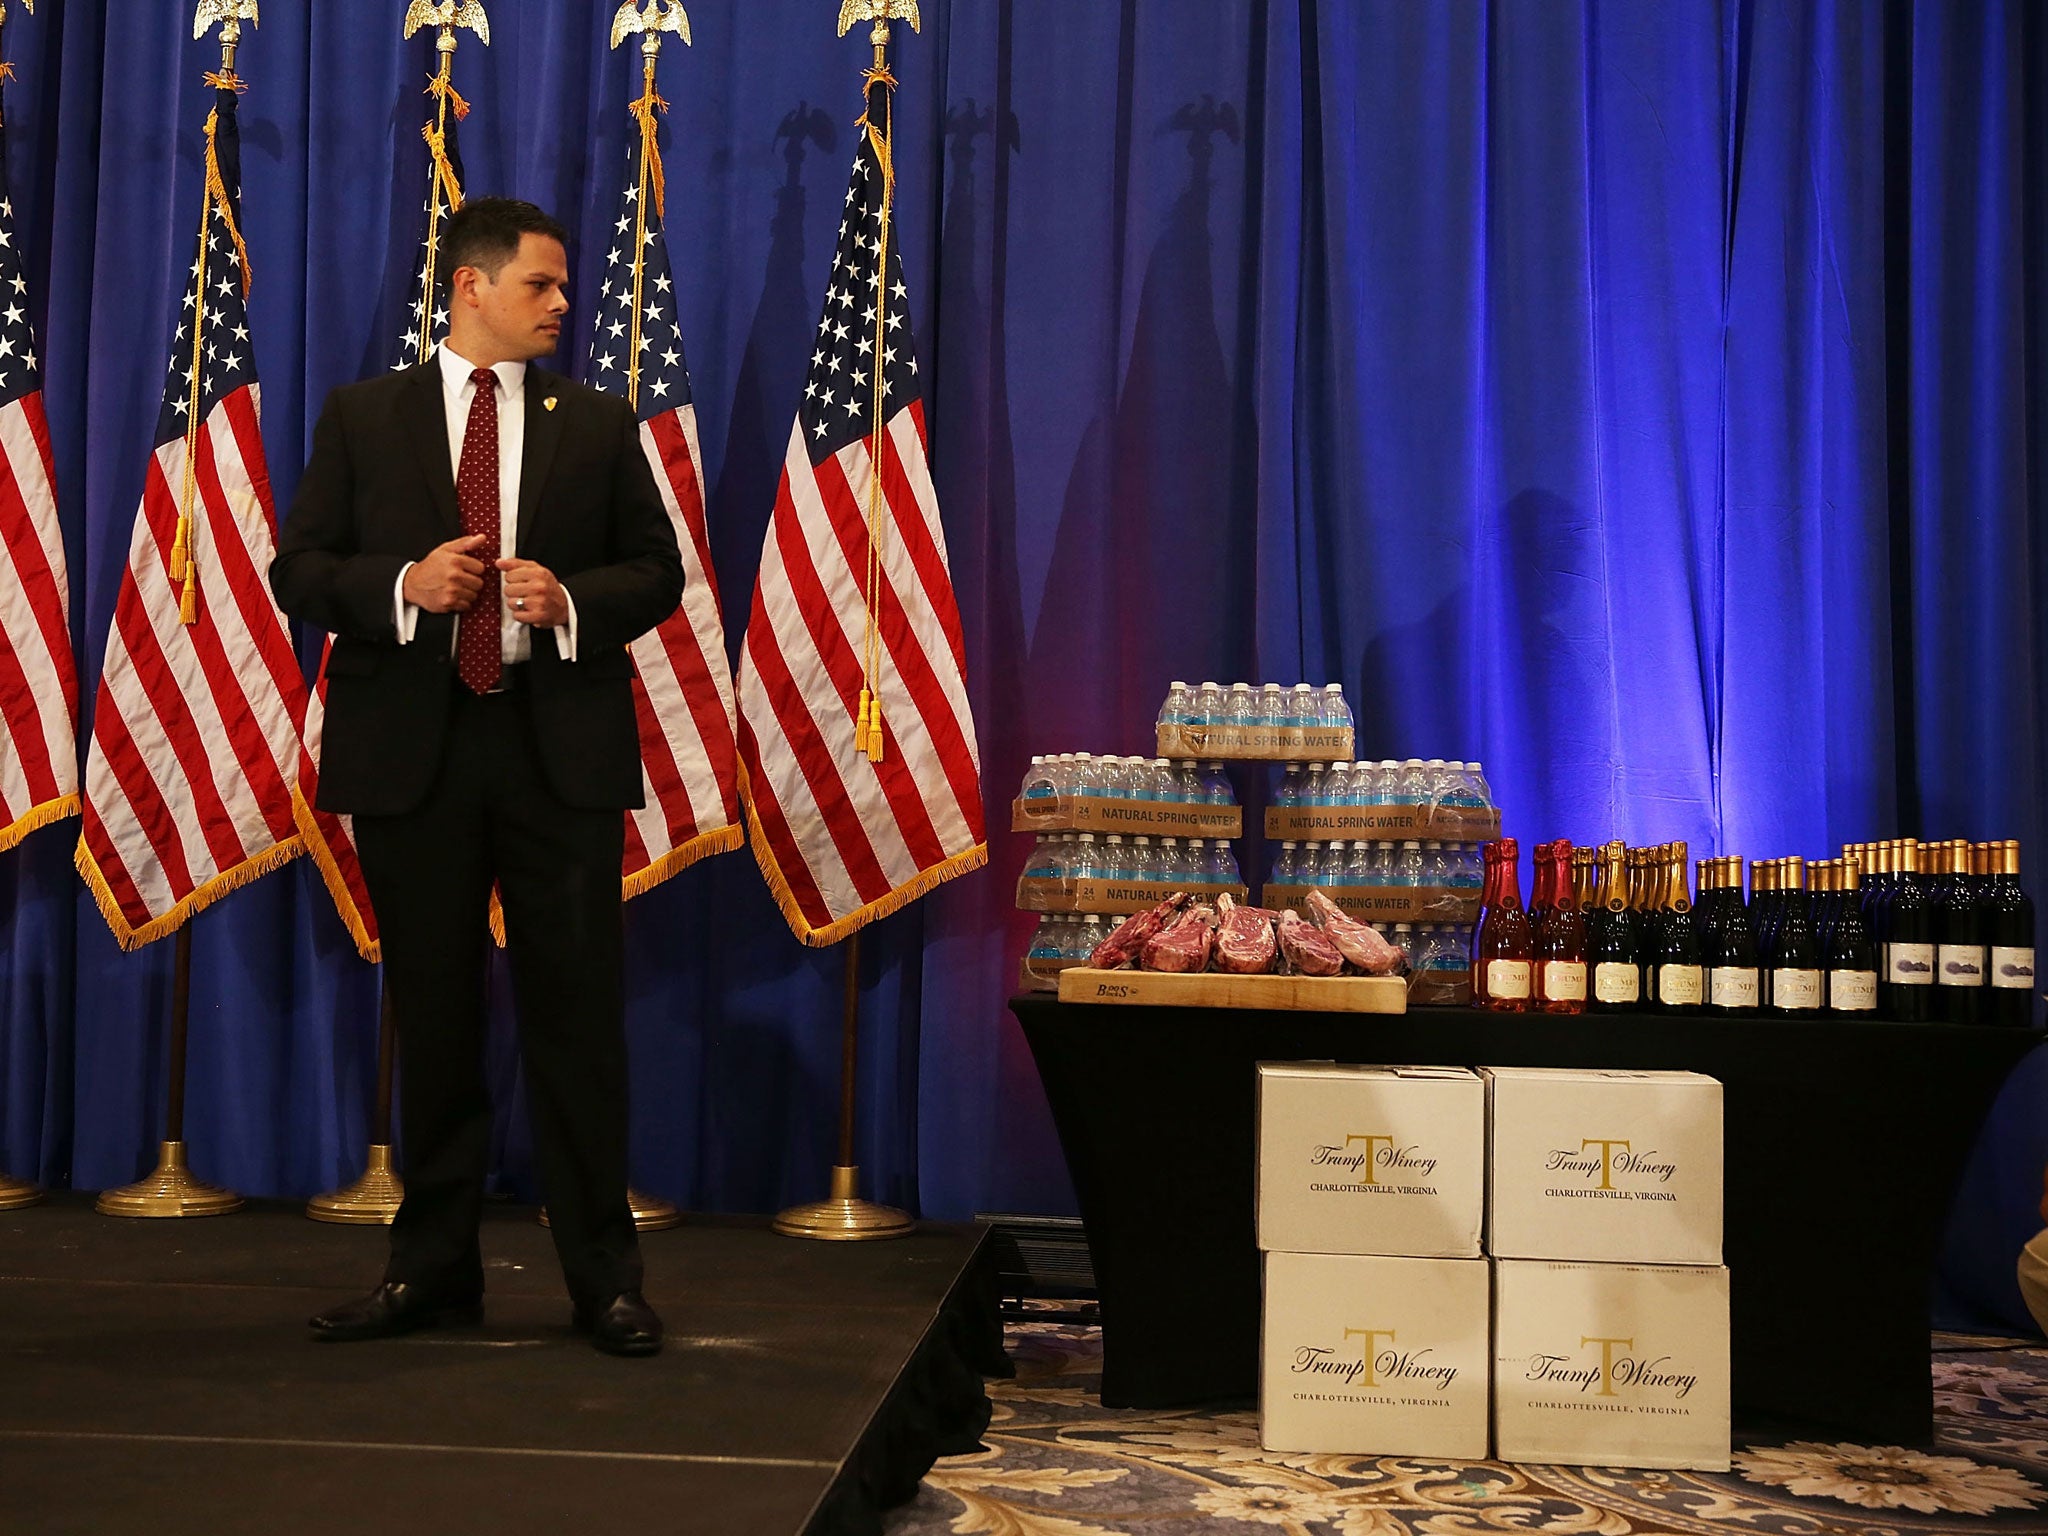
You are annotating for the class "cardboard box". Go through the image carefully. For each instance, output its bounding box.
[1014,876,1247,914]
[1157,723,1354,762]
[1485,1067,1723,1265]
[1011,795,1243,840]
[1261,1251,1491,1457]
[1258,1064,1484,1256]
[1493,1259,1731,1470]
[1261,884,1481,927]
[1058,968,1406,1013]
[1265,805,1503,844]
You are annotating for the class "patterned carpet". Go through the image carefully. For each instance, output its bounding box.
[885,1321,2048,1534]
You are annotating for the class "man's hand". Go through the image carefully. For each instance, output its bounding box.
[497,558,569,627]
[402,534,489,613]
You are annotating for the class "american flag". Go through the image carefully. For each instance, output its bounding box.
[735,74,985,945]
[76,85,307,947]
[291,71,469,963]
[587,136,743,893]
[0,108,79,854]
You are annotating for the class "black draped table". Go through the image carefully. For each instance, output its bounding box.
[1012,995,2040,1444]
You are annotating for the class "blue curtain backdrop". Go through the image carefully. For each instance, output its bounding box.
[0,2,2042,1328]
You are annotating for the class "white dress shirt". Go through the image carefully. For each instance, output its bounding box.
[393,343,576,662]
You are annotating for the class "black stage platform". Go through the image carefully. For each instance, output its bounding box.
[0,1197,1005,1536]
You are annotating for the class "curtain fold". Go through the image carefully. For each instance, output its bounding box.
[0,0,2040,1326]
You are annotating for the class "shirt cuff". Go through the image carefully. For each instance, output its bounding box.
[553,587,578,662]
[393,563,420,643]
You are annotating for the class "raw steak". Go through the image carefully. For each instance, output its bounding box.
[1213,893,1279,975]
[1304,889,1405,975]
[1141,904,1217,973]
[1089,891,1189,969]
[1277,909,1345,976]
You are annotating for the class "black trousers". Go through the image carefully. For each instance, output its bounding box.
[352,680,642,1308]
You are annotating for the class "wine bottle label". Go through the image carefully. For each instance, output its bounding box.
[1887,942,1935,984]
[1486,959,1532,999]
[1709,967,1759,1008]
[1541,961,1587,1001]
[1593,962,1640,1004]
[1829,970,1878,1011]
[1772,968,1822,1009]
[1936,944,1987,987]
[1991,946,2037,989]
[1657,964,1704,1005]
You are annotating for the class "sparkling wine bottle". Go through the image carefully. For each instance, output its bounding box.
[1650,842,1704,1012]
[1587,841,1640,1012]
[1474,837,1532,1012]
[1533,840,1588,1014]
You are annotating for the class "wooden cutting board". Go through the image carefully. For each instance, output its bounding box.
[1055,967,1408,1013]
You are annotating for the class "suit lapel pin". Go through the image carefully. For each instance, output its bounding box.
[544,396,558,412]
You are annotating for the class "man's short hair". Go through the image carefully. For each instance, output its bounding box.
[443,198,570,280]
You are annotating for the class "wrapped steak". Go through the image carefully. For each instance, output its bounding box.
[1088,891,1190,969]
[1277,908,1345,976]
[1213,892,1280,975]
[1141,904,1217,973]
[1304,888,1405,974]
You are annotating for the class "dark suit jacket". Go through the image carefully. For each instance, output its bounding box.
[271,360,683,816]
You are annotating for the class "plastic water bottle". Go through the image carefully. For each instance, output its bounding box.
[1272,840,1301,886]
[1074,912,1109,960]
[1173,761,1202,802]
[1194,681,1223,727]
[1225,682,1257,729]
[1159,681,1193,730]
[1099,834,1128,884]
[1073,832,1102,881]
[1390,922,1417,968]
[1394,840,1426,889]
[1276,764,1303,809]
[1213,840,1242,887]
[1422,840,1452,888]
[1319,841,1349,886]
[1451,843,1484,891]
[1304,763,1327,807]
[1395,759,1428,806]
[1020,755,1047,801]
[1257,683,1287,730]
[1423,758,1449,806]
[1346,840,1375,884]
[1202,763,1233,806]
[1027,914,1064,969]
[1288,682,1316,729]
[1148,836,1175,884]
[1418,924,1465,975]
[1322,684,1352,731]
[1464,760,1493,810]
[1025,836,1060,880]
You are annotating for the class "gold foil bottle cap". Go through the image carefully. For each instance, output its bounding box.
[1841,857,1861,890]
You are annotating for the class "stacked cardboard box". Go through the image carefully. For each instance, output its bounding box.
[1485,1067,1729,1470]
[1257,1064,1492,1457]
[1258,1063,1730,1469]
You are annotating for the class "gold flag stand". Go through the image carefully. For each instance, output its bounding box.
[97,926,243,1218]
[0,1172,42,1211]
[306,986,404,1222]
[772,934,914,1240]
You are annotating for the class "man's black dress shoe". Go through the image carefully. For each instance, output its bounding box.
[573,1290,663,1356]
[308,1281,484,1342]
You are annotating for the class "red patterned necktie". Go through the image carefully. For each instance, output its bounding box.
[456,366,502,694]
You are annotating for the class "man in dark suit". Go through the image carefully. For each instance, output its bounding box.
[273,198,682,1357]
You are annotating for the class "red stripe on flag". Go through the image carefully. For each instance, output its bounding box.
[736,707,834,930]
[647,412,723,624]
[885,402,969,680]
[208,394,317,711]
[0,620,58,806]
[0,399,80,712]
[629,666,699,846]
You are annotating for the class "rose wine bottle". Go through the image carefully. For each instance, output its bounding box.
[1533,841,1587,1014]
[1474,837,1532,1012]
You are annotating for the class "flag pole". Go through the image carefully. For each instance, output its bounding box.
[772,931,914,1239]
[0,0,45,1214]
[772,0,924,1245]
[305,983,404,1222]
[95,0,259,1221]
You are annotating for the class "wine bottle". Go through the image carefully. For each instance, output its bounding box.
[1935,840,1988,1023]
[1533,841,1588,1014]
[1884,839,1935,1020]
[1705,856,1760,1014]
[1587,841,1640,1012]
[1474,837,1532,1011]
[1984,841,2035,1028]
[1824,857,1879,1015]
[1768,859,1823,1015]
[1650,842,1704,1012]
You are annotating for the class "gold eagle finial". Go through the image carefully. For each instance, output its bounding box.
[836,0,919,39]
[403,0,489,46]
[192,0,257,41]
[610,0,690,51]
[0,2,33,34]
